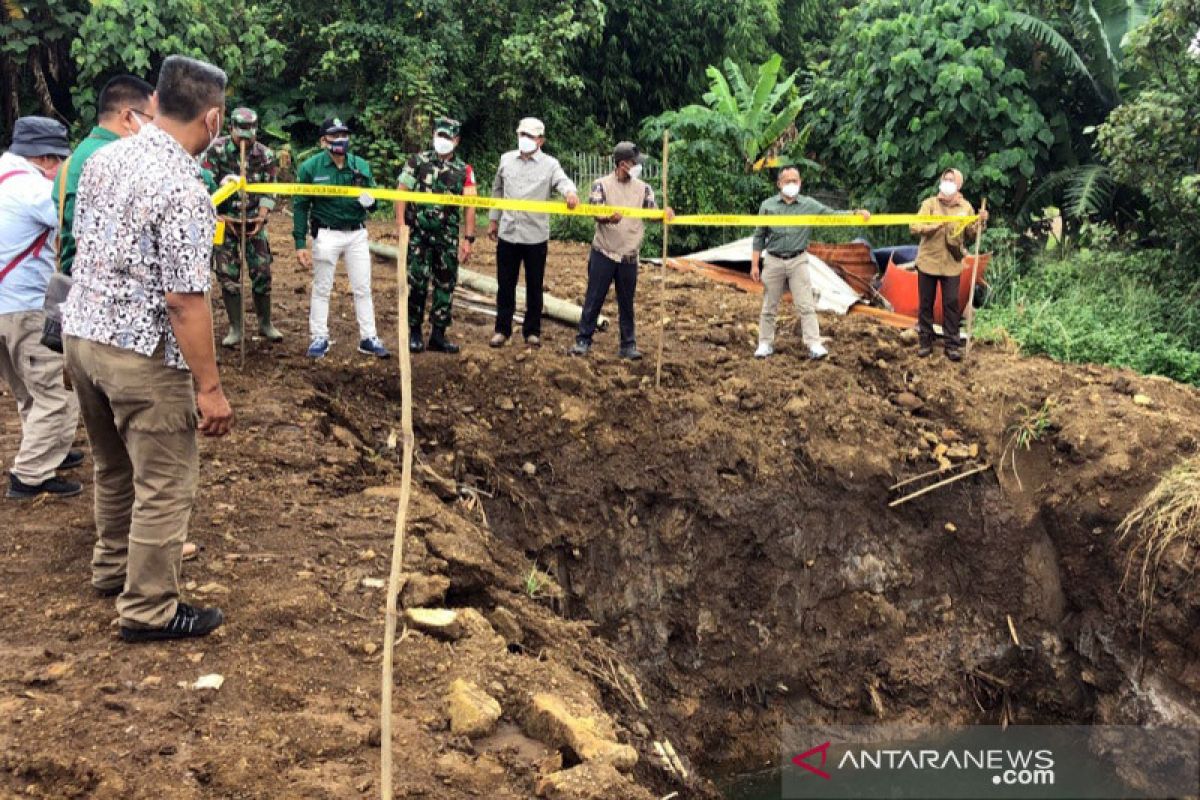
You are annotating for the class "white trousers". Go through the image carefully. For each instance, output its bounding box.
[309,228,377,340]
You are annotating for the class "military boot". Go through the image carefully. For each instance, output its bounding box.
[427,325,460,354]
[409,325,425,353]
[253,292,283,341]
[221,290,243,348]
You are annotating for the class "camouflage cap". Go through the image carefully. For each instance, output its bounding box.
[434,117,461,138]
[230,107,258,137]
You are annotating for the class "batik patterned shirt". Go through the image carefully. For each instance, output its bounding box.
[62,124,215,370]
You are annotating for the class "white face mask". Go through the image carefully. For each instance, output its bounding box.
[433,136,455,156]
[628,163,642,181]
[518,136,538,155]
[939,179,959,197]
[781,182,800,199]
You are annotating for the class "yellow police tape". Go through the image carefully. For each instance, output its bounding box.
[211,177,979,232]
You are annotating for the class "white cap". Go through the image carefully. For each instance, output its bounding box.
[517,117,545,137]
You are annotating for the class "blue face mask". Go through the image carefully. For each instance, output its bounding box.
[328,137,349,155]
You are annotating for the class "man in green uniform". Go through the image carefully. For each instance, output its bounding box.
[53,75,155,277]
[202,107,281,346]
[750,167,870,360]
[293,117,388,359]
[396,117,477,354]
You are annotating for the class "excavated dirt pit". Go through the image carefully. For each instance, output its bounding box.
[3,223,1198,799]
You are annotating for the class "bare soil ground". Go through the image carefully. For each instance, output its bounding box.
[2,216,1198,798]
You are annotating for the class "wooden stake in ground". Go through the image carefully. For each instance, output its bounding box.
[238,139,249,369]
[381,224,414,800]
[962,197,987,361]
[654,130,670,389]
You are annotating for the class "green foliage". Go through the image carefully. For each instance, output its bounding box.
[638,55,809,252]
[70,0,286,126]
[0,0,86,130]
[977,245,1200,383]
[815,0,1054,213]
[1097,0,1200,253]
[647,55,810,172]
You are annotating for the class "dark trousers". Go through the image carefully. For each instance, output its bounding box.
[917,271,962,348]
[495,238,548,338]
[577,249,638,348]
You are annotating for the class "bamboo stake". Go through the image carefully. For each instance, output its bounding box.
[888,460,979,492]
[888,463,991,508]
[381,224,414,800]
[654,130,670,389]
[962,197,987,360]
[237,139,248,369]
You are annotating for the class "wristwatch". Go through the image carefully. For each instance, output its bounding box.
[465,235,476,243]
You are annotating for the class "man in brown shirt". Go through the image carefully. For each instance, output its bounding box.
[910,168,986,361]
[570,141,667,359]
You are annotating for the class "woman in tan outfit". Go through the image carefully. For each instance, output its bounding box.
[909,168,987,361]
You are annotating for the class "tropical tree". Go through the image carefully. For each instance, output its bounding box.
[644,54,810,173]
[1009,0,1163,225]
[1098,0,1200,253]
[0,0,85,132]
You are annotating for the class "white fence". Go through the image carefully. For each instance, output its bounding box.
[564,151,660,190]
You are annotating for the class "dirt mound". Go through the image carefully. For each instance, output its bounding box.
[2,217,1197,798]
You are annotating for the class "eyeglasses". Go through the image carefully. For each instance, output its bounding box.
[130,108,154,122]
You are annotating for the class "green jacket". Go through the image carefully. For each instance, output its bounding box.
[292,150,376,248]
[751,193,843,255]
[51,126,120,276]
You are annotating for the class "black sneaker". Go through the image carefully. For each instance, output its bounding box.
[59,450,85,470]
[94,582,123,598]
[119,602,224,642]
[917,342,933,358]
[618,345,643,360]
[945,347,963,363]
[7,474,83,499]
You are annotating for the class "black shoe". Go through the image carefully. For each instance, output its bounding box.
[917,342,933,358]
[95,582,123,598]
[569,340,591,356]
[427,326,460,354]
[409,327,425,353]
[945,347,963,363]
[619,345,643,360]
[7,474,82,499]
[59,450,85,470]
[119,602,224,642]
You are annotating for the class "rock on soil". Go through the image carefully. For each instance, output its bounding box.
[446,678,502,737]
[525,693,638,772]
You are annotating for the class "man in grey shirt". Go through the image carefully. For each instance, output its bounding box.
[486,117,579,347]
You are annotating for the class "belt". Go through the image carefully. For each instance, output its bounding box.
[768,249,805,259]
[319,222,364,232]
[592,247,640,265]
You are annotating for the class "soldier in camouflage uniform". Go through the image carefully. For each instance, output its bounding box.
[202,107,281,347]
[396,117,477,354]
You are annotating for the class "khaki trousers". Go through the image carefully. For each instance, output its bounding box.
[64,335,198,629]
[0,310,79,484]
[758,252,821,347]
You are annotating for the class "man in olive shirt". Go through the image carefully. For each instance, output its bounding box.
[750,167,870,359]
[293,117,388,360]
[53,75,155,277]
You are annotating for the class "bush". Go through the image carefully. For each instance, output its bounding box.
[976,246,1200,384]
